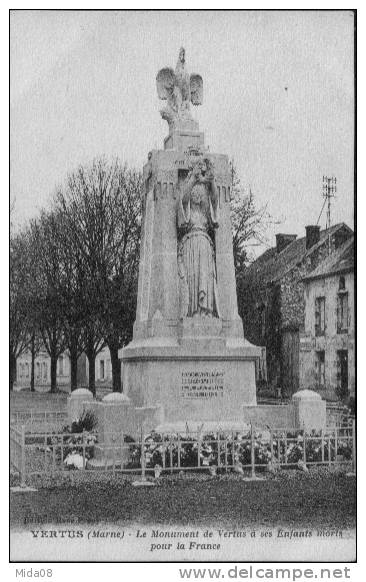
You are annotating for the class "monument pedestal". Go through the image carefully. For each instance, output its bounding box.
[119,51,262,431]
[121,332,260,429]
[88,393,136,468]
[67,388,94,424]
[292,389,326,431]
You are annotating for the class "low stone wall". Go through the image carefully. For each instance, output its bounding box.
[243,404,295,429]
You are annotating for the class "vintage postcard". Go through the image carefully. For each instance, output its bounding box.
[10,9,356,566]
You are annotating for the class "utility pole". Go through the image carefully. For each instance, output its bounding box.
[317,176,337,255]
[322,175,337,230]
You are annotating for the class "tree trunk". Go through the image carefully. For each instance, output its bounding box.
[50,354,58,393]
[86,352,96,397]
[10,352,16,391]
[30,334,36,393]
[70,354,78,392]
[69,344,79,392]
[109,345,122,392]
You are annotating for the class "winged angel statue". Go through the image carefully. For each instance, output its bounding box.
[156,48,203,130]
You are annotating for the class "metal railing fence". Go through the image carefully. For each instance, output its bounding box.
[10,425,26,486]
[10,420,355,485]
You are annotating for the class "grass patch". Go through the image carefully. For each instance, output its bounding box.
[10,469,355,529]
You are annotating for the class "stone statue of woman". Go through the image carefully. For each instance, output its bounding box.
[177,157,220,318]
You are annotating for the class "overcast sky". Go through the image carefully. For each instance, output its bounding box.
[10,10,354,250]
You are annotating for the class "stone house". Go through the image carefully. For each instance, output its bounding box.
[300,236,354,400]
[16,346,113,391]
[239,222,353,396]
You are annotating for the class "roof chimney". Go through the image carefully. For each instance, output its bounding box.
[276,233,297,254]
[305,225,320,249]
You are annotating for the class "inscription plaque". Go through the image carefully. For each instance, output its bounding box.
[181,371,224,399]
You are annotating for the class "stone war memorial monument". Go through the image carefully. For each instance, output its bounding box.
[71,48,326,440]
[119,47,262,432]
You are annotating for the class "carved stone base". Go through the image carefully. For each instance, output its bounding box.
[120,339,260,426]
[178,316,224,348]
[164,129,204,151]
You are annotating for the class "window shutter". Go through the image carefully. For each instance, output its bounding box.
[344,294,349,330]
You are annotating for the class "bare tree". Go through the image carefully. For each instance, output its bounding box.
[29,211,67,392]
[99,165,142,391]
[55,208,90,391]
[10,230,31,390]
[56,158,142,393]
[230,162,278,275]
[29,330,43,392]
[11,221,44,392]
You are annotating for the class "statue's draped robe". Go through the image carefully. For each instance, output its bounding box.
[178,183,220,318]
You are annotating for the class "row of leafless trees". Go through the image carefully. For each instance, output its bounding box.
[10,157,275,394]
[10,158,142,394]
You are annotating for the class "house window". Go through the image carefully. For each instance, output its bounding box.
[337,292,349,333]
[100,360,105,381]
[58,356,64,376]
[43,362,47,379]
[25,363,29,378]
[315,350,325,389]
[36,362,40,379]
[315,297,326,336]
[339,276,345,290]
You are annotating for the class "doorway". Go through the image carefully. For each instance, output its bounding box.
[337,350,348,397]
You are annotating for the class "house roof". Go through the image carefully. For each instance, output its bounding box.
[302,235,354,281]
[242,223,353,289]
